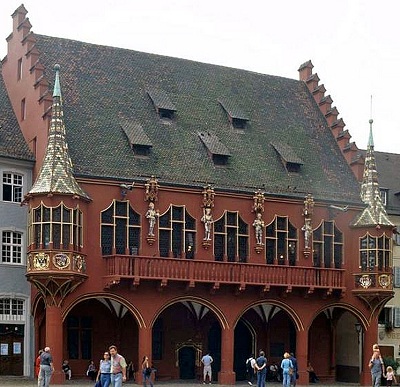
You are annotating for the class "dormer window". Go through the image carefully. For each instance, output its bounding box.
[120,121,152,158]
[198,132,231,166]
[218,99,249,130]
[380,188,388,206]
[147,88,176,121]
[271,141,303,173]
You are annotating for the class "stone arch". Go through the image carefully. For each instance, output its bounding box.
[62,292,146,328]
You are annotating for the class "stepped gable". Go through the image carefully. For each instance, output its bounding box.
[298,60,364,179]
[31,35,361,202]
[0,63,34,161]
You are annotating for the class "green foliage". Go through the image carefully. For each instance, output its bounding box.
[383,356,400,373]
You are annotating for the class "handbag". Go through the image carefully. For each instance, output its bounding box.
[94,380,102,387]
[145,367,152,376]
[289,367,294,375]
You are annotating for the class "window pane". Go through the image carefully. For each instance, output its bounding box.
[214,234,224,261]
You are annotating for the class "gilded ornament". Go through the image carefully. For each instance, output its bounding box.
[33,252,50,270]
[53,253,70,269]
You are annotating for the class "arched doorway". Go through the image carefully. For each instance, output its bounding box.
[152,300,222,381]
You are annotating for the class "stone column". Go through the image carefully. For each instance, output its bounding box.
[45,305,64,384]
[138,326,152,384]
[218,327,235,384]
[296,327,309,385]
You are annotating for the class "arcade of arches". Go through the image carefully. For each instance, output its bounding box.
[33,291,368,384]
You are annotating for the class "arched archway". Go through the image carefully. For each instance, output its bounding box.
[150,298,225,381]
[234,300,301,381]
[59,294,144,379]
[308,303,368,383]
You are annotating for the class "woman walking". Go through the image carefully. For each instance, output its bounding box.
[96,351,112,387]
[142,355,153,387]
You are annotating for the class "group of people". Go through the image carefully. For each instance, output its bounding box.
[369,343,397,387]
[35,345,133,387]
[245,351,320,387]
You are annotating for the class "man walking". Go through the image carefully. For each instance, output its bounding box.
[290,353,298,387]
[38,347,54,387]
[109,345,127,387]
[245,354,256,385]
[201,351,213,384]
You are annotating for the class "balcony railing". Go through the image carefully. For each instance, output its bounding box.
[103,255,346,292]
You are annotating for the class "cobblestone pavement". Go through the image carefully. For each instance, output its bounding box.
[0,378,359,387]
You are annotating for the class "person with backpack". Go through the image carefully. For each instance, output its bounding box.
[245,354,256,385]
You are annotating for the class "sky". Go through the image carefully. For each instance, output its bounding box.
[0,0,399,153]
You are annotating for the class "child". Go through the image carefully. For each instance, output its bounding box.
[386,366,397,386]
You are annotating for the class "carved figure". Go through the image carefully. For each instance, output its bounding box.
[252,212,265,245]
[145,202,159,236]
[201,208,213,241]
[301,218,312,249]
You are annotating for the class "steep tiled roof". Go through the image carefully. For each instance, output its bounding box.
[0,64,34,162]
[32,34,361,202]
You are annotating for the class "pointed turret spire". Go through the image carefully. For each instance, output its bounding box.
[352,119,392,227]
[28,65,90,200]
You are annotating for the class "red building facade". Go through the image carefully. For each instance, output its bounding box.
[1,5,395,385]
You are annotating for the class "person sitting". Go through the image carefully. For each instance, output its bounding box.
[62,360,72,380]
[87,360,97,381]
[269,362,280,382]
[307,362,319,383]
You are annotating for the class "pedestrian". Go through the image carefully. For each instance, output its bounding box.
[245,354,256,385]
[201,351,213,384]
[289,353,298,386]
[38,346,54,387]
[281,352,293,387]
[369,351,385,387]
[109,345,127,387]
[385,366,397,386]
[96,351,112,387]
[142,355,154,387]
[255,350,267,387]
[35,350,43,380]
[86,360,97,381]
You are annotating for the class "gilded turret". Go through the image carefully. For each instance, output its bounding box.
[351,119,392,227]
[26,64,90,201]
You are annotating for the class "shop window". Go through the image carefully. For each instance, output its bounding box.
[100,200,141,255]
[1,231,23,264]
[30,203,83,250]
[214,211,248,262]
[158,205,196,258]
[359,233,391,271]
[265,215,298,265]
[312,220,343,268]
[2,172,23,203]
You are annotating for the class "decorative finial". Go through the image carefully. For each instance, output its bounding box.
[53,64,61,98]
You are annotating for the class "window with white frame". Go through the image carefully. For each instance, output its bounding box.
[2,172,23,203]
[0,298,24,316]
[380,188,388,206]
[1,231,23,264]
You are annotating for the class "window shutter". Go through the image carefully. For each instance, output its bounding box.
[394,267,400,287]
[394,307,400,328]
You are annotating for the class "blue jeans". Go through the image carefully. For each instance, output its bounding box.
[100,373,111,387]
[282,371,290,387]
[38,365,52,387]
[143,370,153,387]
[372,372,382,387]
[111,372,122,387]
[257,370,266,387]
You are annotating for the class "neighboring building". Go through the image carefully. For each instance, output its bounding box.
[369,151,400,360]
[1,5,396,385]
[0,62,34,376]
